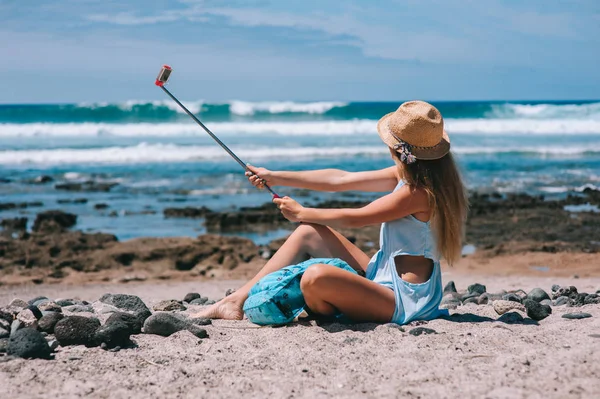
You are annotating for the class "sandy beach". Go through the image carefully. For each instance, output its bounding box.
[1,273,599,399]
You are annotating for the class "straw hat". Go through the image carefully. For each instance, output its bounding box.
[377,101,450,163]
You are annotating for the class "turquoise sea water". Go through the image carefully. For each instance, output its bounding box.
[1,100,599,240]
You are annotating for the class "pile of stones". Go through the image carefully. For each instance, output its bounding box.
[441,282,599,322]
[0,292,214,360]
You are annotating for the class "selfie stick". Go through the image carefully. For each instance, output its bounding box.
[155,65,280,198]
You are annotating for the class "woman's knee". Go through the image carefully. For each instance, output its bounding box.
[300,264,330,294]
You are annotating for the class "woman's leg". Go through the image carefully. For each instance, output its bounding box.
[192,223,371,320]
[301,264,395,322]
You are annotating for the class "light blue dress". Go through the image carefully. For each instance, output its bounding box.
[365,180,449,325]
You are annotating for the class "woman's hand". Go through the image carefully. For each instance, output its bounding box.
[273,196,305,222]
[245,164,274,190]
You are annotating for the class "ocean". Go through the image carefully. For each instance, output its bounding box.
[1,100,599,241]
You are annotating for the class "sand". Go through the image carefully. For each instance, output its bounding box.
[1,272,599,399]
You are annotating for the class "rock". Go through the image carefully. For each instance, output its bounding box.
[502,293,522,303]
[443,281,457,294]
[106,312,143,334]
[523,299,552,321]
[584,294,600,305]
[94,321,132,349]
[551,284,561,293]
[163,206,212,218]
[440,294,461,309]
[562,312,592,320]
[16,308,40,329]
[38,312,64,334]
[99,294,151,323]
[408,327,437,336]
[32,210,77,232]
[568,293,587,307]
[463,297,480,305]
[91,301,121,315]
[189,317,212,326]
[0,326,8,339]
[527,288,550,303]
[28,296,50,306]
[55,299,76,307]
[540,299,553,307]
[225,288,236,297]
[204,300,216,305]
[498,312,525,324]
[8,298,29,310]
[183,293,201,303]
[189,297,209,305]
[48,340,59,351]
[152,300,186,312]
[7,328,52,359]
[63,305,94,313]
[54,316,101,347]
[493,300,526,315]
[478,293,503,305]
[94,203,109,210]
[0,309,13,325]
[55,181,118,192]
[467,283,486,295]
[11,320,22,335]
[552,286,577,300]
[553,296,569,306]
[143,313,208,339]
[37,302,62,313]
[0,338,8,353]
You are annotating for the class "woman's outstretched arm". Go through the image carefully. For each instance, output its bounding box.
[273,185,430,229]
[246,165,398,193]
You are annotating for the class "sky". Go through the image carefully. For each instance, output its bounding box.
[1,0,599,103]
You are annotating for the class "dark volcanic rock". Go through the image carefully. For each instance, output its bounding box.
[443,281,457,295]
[553,296,569,306]
[584,294,600,305]
[408,327,437,336]
[478,293,503,305]
[32,210,77,232]
[94,203,109,210]
[153,300,186,312]
[164,206,212,218]
[189,297,209,305]
[183,293,201,303]
[99,294,151,323]
[106,312,143,334]
[7,328,51,359]
[498,311,525,324]
[0,201,43,211]
[143,313,208,338]
[1,217,27,232]
[95,321,132,349]
[468,283,486,296]
[54,316,101,347]
[562,312,592,320]
[568,293,588,307]
[523,299,552,321]
[0,338,8,353]
[38,312,64,333]
[502,293,522,303]
[55,181,118,192]
[527,288,550,303]
[28,296,49,306]
[552,286,577,300]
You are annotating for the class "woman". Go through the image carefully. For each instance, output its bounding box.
[194,101,468,325]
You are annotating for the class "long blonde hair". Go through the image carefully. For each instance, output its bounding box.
[393,151,469,265]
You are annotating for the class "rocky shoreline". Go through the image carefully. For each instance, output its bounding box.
[1,189,600,285]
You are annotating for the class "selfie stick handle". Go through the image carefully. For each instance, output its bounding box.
[159,85,280,199]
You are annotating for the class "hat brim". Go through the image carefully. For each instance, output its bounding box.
[377,112,451,160]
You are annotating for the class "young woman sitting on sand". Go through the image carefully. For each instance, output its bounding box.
[195,101,468,325]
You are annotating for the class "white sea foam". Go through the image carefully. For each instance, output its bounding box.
[228,101,347,115]
[2,143,600,166]
[488,102,600,119]
[77,100,204,114]
[2,118,600,138]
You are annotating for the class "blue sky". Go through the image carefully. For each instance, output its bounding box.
[1,0,599,103]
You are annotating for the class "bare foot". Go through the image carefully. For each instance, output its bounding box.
[190,298,244,320]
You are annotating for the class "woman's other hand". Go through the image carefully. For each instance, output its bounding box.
[273,196,304,222]
[245,164,274,190]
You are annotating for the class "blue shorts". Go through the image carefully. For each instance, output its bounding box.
[243,258,358,326]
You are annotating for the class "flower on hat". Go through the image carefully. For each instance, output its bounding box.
[393,141,417,164]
